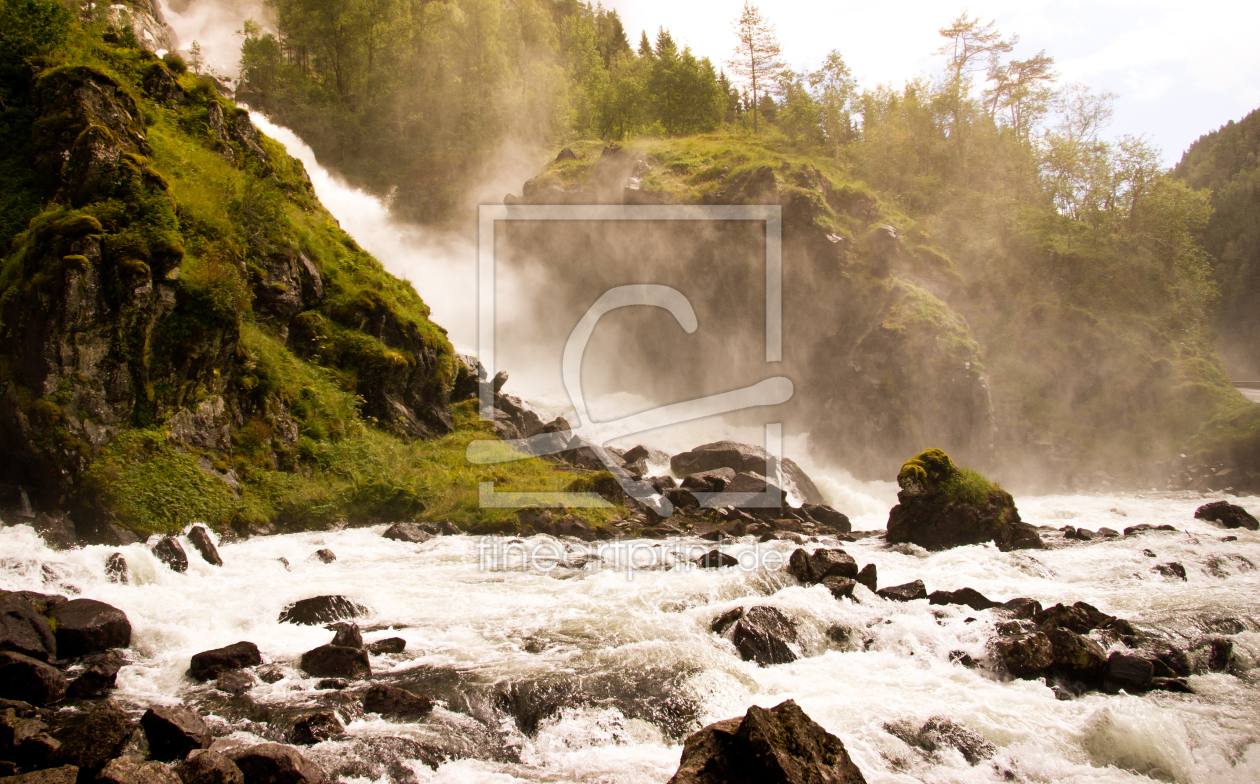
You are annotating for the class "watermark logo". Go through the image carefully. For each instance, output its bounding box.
[475,536,787,578]
[467,205,788,515]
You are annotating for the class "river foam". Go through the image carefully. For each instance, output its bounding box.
[3,492,1258,783]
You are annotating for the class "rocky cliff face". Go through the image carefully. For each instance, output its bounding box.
[0,27,454,532]
[504,147,994,479]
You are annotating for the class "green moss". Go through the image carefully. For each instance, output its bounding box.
[899,447,1004,506]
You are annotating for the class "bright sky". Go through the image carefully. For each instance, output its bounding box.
[608,0,1260,165]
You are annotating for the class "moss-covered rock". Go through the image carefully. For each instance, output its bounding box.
[886,448,1043,551]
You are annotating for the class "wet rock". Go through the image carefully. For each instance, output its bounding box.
[188,642,263,682]
[278,597,367,626]
[153,538,189,573]
[928,588,999,611]
[1097,527,1120,537]
[106,553,129,584]
[0,766,80,784]
[801,504,851,533]
[32,514,78,551]
[311,550,335,564]
[855,564,877,593]
[731,607,798,666]
[1150,677,1193,693]
[0,593,57,661]
[1046,629,1107,678]
[298,646,370,680]
[255,667,285,684]
[1191,638,1233,673]
[1123,524,1176,537]
[67,650,124,699]
[141,705,211,761]
[681,468,736,493]
[327,624,362,650]
[1153,562,1187,581]
[49,598,131,657]
[286,712,343,746]
[175,750,243,784]
[225,743,325,784]
[670,442,825,505]
[381,524,430,544]
[1001,598,1042,619]
[1193,501,1258,530]
[668,699,866,784]
[885,716,996,766]
[876,581,927,602]
[49,698,134,773]
[1033,602,1108,635]
[313,680,346,691]
[0,652,67,705]
[1103,652,1153,692]
[0,709,58,767]
[360,685,433,718]
[97,757,182,784]
[365,638,405,655]
[886,449,1042,552]
[809,550,858,582]
[711,608,745,635]
[187,527,222,567]
[538,515,596,540]
[822,577,857,600]
[695,550,738,569]
[213,671,254,696]
[995,632,1054,678]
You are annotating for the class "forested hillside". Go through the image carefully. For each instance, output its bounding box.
[1174,107,1260,379]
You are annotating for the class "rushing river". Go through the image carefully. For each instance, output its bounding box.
[2,493,1259,783]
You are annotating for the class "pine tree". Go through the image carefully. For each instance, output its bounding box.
[727,2,782,134]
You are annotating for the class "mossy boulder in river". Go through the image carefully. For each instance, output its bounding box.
[886,449,1043,551]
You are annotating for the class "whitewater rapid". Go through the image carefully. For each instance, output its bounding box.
[2,494,1259,783]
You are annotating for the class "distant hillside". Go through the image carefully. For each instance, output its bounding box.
[1174,107,1260,379]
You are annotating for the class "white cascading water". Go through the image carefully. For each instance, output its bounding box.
[5,113,1259,783]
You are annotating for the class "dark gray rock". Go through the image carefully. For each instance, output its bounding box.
[278,597,367,626]
[668,700,866,784]
[822,577,857,600]
[49,598,131,657]
[67,650,124,699]
[360,685,433,718]
[32,514,78,551]
[801,504,851,533]
[213,671,254,696]
[876,580,927,602]
[286,712,343,746]
[0,766,80,784]
[0,593,57,661]
[0,708,59,768]
[1104,652,1154,692]
[681,468,736,493]
[175,750,244,784]
[695,550,738,569]
[106,553,129,584]
[1194,501,1258,530]
[381,524,430,544]
[731,607,798,666]
[226,743,325,784]
[995,632,1054,679]
[1001,598,1042,619]
[0,652,67,705]
[311,550,335,564]
[327,624,362,650]
[1046,629,1107,678]
[186,527,222,567]
[298,646,370,680]
[49,698,134,773]
[669,442,825,505]
[365,638,405,655]
[928,588,999,611]
[97,757,182,784]
[141,705,211,761]
[885,716,996,766]
[710,608,745,635]
[188,642,262,682]
[855,564,877,593]
[1153,562,1187,581]
[153,538,189,573]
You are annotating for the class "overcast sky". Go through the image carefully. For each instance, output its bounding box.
[608,0,1259,165]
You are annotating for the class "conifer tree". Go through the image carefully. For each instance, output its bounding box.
[727,1,782,134]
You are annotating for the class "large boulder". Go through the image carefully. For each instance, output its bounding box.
[359,685,433,718]
[731,607,798,666]
[0,767,80,784]
[928,588,999,611]
[49,599,131,657]
[0,593,57,661]
[278,597,366,626]
[187,527,223,567]
[67,650,125,699]
[668,700,866,784]
[226,744,325,784]
[97,757,183,784]
[153,538,189,573]
[298,647,370,680]
[381,524,431,544]
[876,581,927,602]
[141,705,211,761]
[0,705,60,768]
[188,642,262,682]
[886,449,1042,551]
[995,632,1054,679]
[669,442,825,505]
[1194,501,1259,530]
[801,504,851,533]
[0,652,67,705]
[175,750,244,784]
[48,699,134,774]
[788,549,857,584]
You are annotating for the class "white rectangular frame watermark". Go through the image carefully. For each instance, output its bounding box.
[476,204,784,511]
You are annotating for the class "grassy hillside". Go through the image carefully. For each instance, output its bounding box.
[0,3,614,535]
